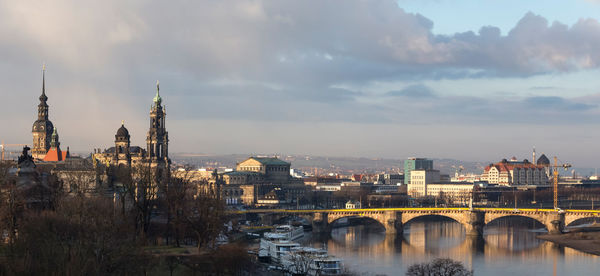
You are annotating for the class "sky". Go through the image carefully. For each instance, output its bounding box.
[1,0,600,166]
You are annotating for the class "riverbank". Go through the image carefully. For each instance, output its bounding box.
[538,231,600,256]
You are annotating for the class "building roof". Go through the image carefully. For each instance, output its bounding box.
[43,148,67,162]
[116,123,129,137]
[248,157,290,166]
[104,146,144,154]
[484,160,544,173]
[223,171,262,176]
[537,154,550,165]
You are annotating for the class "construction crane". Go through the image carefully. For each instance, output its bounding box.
[1,141,28,161]
[552,156,571,210]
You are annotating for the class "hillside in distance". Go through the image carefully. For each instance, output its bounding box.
[170,153,487,175]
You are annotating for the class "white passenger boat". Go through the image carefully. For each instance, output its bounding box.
[258,234,301,263]
[264,225,304,241]
[280,247,343,275]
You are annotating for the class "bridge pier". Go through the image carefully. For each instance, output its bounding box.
[384,211,402,235]
[464,211,484,237]
[545,212,565,235]
[312,212,329,234]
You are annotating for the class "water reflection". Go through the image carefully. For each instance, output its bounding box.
[302,217,599,275]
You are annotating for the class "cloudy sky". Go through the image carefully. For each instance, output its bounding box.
[1,0,600,166]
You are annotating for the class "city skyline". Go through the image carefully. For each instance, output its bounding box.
[1,1,600,166]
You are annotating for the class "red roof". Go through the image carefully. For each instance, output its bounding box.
[352,174,364,181]
[484,161,543,173]
[43,148,67,161]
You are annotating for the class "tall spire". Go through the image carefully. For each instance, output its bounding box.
[40,63,48,102]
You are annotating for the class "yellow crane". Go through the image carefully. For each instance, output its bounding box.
[1,141,28,161]
[552,156,571,210]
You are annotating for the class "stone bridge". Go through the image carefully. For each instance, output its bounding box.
[242,208,600,236]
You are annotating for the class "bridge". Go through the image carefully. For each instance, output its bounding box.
[238,208,600,236]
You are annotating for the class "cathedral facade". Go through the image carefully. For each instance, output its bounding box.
[93,81,170,174]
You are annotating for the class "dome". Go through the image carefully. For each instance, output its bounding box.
[115,123,129,138]
[32,119,53,133]
[537,154,550,165]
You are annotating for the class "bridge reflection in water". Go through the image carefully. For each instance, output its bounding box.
[302,217,599,276]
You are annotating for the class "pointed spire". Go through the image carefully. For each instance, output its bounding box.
[40,63,48,102]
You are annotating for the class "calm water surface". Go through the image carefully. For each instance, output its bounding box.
[297,217,599,276]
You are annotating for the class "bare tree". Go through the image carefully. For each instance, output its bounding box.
[406,258,473,276]
[0,196,150,275]
[285,249,313,275]
[160,172,194,247]
[0,162,22,246]
[114,164,161,239]
[184,190,226,250]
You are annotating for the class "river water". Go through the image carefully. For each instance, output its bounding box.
[296,217,599,275]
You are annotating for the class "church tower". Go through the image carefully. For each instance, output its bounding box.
[32,65,54,160]
[146,81,170,171]
[115,121,131,166]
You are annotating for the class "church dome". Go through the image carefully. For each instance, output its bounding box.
[32,119,53,133]
[116,123,129,138]
[537,154,550,165]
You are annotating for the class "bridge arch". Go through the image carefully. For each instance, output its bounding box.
[272,214,314,225]
[399,210,479,235]
[324,210,400,234]
[484,211,563,233]
[485,215,546,229]
[401,211,469,227]
[564,212,600,227]
[257,212,315,226]
[565,216,600,227]
[329,216,386,231]
[327,211,386,226]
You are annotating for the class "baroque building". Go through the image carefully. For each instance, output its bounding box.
[481,158,548,186]
[93,122,146,167]
[93,81,170,176]
[31,66,54,160]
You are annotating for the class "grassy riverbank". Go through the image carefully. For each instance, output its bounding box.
[538,231,600,256]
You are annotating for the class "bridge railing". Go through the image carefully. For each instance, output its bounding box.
[232,207,600,214]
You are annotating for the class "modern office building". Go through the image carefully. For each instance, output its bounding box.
[404,158,433,184]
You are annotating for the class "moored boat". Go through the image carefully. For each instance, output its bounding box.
[264,225,304,241]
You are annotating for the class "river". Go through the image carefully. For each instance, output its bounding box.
[295,217,599,275]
